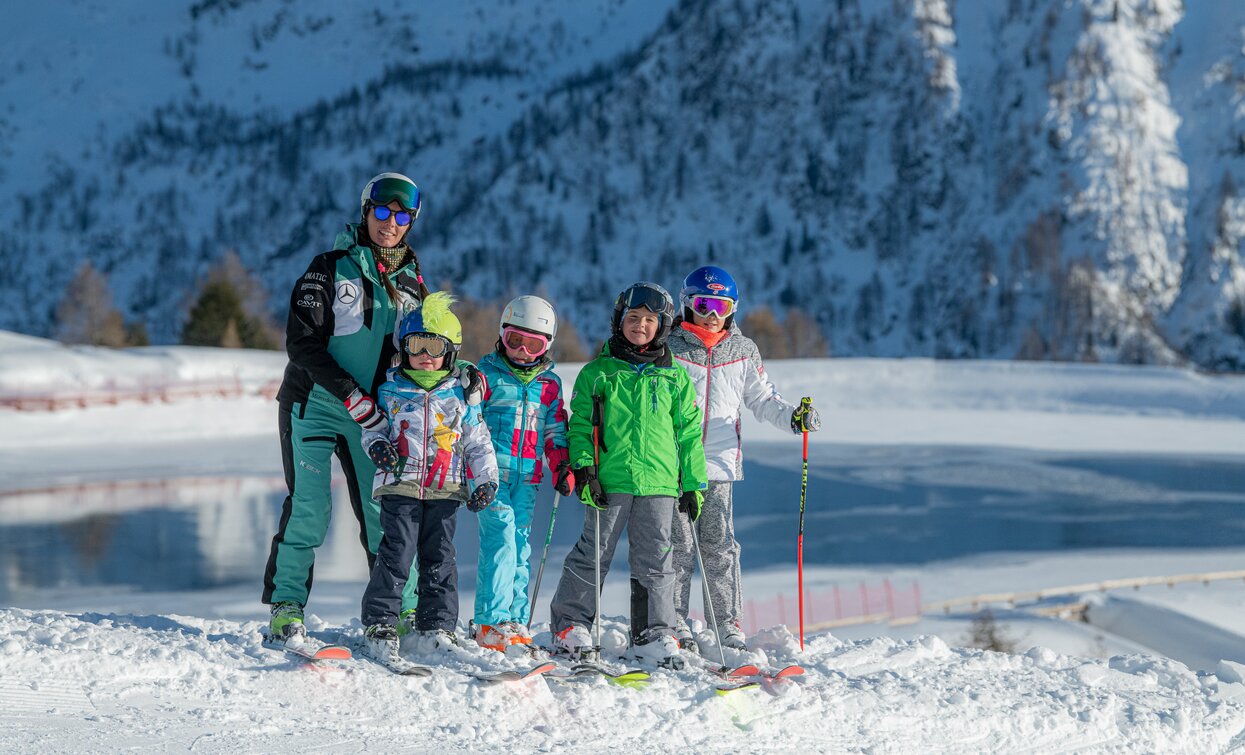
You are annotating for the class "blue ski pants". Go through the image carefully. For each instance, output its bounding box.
[473,477,538,625]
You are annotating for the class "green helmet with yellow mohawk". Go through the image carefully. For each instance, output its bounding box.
[398,292,462,364]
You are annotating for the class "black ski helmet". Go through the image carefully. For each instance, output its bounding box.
[611,282,676,347]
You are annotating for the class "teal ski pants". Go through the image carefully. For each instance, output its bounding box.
[473,476,538,626]
[263,398,418,612]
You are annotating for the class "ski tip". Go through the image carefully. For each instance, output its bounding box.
[716,681,761,696]
[725,664,762,678]
[528,661,557,676]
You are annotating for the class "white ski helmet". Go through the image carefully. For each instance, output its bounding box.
[499,295,558,342]
[360,172,422,218]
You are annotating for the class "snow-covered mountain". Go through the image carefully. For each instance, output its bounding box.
[3,0,1244,369]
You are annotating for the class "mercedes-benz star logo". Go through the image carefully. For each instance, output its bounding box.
[337,282,358,305]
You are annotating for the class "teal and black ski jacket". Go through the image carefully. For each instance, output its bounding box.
[277,224,424,408]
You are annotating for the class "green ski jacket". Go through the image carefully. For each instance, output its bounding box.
[568,342,708,498]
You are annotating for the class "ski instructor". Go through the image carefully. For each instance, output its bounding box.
[262,172,478,647]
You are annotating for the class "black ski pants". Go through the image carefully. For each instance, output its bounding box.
[361,494,460,631]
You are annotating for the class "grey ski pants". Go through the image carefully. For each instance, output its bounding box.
[671,481,742,630]
[549,493,677,639]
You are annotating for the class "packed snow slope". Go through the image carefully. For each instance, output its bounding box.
[3,611,1245,754]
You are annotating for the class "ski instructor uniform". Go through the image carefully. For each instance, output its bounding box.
[263,173,434,638]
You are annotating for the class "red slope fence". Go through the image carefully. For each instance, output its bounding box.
[690,579,924,635]
[0,377,282,411]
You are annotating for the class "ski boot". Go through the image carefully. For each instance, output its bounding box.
[721,622,748,651]
[630,630,684,670]
[397,608,418,637]
[363,624,401,663]
[471,622,511,652]
[500,621,533,648]
[267,601,305,644]
[553,625,598,662]
[673,622,699,654]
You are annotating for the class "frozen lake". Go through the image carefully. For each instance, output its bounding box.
[4,441,1243,607]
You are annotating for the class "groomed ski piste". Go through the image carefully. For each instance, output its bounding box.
[3,330,1245,753]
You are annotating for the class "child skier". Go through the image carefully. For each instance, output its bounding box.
[666,265,820,652]
[358,292,500,664]
[471,295,575,651]
[548,282,708,666]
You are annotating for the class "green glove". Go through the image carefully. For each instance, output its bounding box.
[678,490,704,521]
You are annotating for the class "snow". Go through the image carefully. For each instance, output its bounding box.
[3,333,1245,751]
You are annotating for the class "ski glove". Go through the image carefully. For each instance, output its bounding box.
[345,388,387,432]
[458,363,486,406]
[574,465,607,510]
[790,399,821,434]
[467,481,498,513]
[368,440,400,472]
[553,459,576,497]
[678,490,704,522]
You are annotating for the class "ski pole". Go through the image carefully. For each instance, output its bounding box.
[594,507,602,651]
[797,396,811,651]
[688,507,727,669]
[591,393,605,652]
[527,491,561,631]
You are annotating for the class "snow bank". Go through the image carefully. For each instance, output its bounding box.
[0,608,1242,753]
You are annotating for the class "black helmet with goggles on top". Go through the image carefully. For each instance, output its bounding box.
[611,282,676,348]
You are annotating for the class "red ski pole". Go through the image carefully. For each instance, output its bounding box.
[797,397,811,651]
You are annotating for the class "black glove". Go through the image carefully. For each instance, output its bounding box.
[458,362,486,406]
[678,490,704,522]
[791,400,821,434]
[344,388,387,432]
[467,481,498,513]
[573,465,606,510]
[553,460,575,497]
[368,440,400,472]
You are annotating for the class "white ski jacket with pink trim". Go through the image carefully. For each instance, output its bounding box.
[669,322,797,481]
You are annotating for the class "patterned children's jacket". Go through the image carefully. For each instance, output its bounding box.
[669,322,796,481]
[360,364,499,502]
[477,351,571,485]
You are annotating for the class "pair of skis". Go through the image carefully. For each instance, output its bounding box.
[264,633,571,684]
[712,664,805,695]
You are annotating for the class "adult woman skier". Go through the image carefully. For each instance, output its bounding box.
[262,172,482,648]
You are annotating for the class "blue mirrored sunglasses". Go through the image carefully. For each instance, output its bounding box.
[371,205,414,227]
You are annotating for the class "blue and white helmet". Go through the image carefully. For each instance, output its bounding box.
[680,265,739,323]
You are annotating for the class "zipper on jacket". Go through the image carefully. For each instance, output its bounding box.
[702,344,714,441]
[420,394,430,489]
[651,376,658,412]
[520,381,531,483]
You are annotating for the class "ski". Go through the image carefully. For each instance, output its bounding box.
[711,666,804,696]
[470,661,557,684]
[362,652,436,677]
[545,662,652,690]
[715,680,762,696]
[261,633,352,662]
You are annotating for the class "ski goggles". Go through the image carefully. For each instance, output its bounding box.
[620,285,669,314]
[371,204,415,227]
[501,326,550,357]
[403,332,451,358]
[368,176,422,215]
[690,295,736,318]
